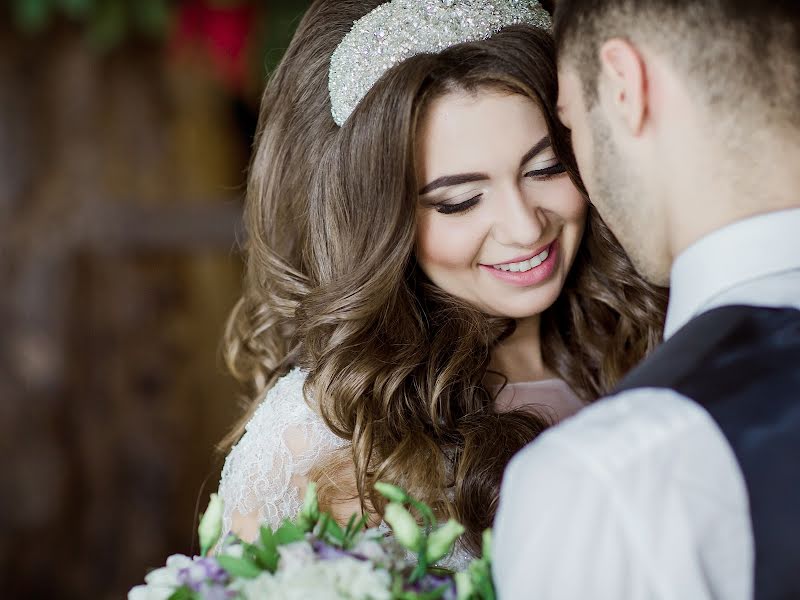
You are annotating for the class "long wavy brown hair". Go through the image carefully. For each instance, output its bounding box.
[222,0,667,554]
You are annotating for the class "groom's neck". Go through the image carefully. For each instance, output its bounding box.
[666,130,800,259]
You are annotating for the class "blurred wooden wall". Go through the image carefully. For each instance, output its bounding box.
[0,23,250,598]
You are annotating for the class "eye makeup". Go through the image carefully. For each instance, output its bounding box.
[434,195,482,215]
[419,135,565,216]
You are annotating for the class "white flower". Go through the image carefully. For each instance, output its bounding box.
[199,494,224,555]
[277,541,316,569]
[351,538,389,564]
[235,572,282,598]
[127,554,192,600]
[235,554,392,600]
[128,585,165,600]
[219,542,245,559]
[328,558,391,600]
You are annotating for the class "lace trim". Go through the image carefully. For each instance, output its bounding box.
[217,368,347,539]
[216,367,475,570]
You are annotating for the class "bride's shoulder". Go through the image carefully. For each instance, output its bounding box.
[229,366,345,461]
[242,367,316,430]
[218,367,345,539]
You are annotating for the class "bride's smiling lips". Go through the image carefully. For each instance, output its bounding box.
[479,239,560,287]
[482,240,556,269]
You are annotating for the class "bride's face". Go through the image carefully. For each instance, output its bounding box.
[415,89,587,318]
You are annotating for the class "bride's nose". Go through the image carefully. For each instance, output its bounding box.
[491,184,547,248]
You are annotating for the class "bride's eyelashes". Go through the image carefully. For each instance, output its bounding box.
[433,162,567,215]
[524,162,567,179]
[435,194,481,215]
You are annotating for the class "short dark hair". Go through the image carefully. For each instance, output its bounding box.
[554,0,800,127]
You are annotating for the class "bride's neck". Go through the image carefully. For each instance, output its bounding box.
[486,316,554,385]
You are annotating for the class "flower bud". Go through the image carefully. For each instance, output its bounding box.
[199,493,224,556]
[425,519,465,564]
[296,484,319,532]
[383,503,422,552]
[455,571,475,600]
[374,482,409,504]
[300,482,319,520]
[482,528,493,562]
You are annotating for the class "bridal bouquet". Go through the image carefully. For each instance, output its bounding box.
[129,483,495,600]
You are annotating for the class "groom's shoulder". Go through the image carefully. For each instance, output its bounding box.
[518,305,800,480]
[508,386,717,481]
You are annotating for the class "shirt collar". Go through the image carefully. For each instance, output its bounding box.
[665,208,800,339]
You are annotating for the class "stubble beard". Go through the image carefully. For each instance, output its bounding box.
[587,108,669,286]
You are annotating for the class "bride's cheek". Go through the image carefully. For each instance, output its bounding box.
[417,215,481,273]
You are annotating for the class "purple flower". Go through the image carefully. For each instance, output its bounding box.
[408,572,457,600]
[311,539,360,561]
[177,557,229,591]
[195,582,238,600]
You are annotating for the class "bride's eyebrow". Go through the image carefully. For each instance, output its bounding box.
[418,135,552,195]
[519,135,552,166]
[419,173,487,195]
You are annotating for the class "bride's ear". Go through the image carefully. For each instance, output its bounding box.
[598,38,647,136]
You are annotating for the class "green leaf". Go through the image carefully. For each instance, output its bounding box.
[481,529,493,563]
[57,0,93,19]
[416,584,451,600]
[257,525,279,571]
[12,0,54,33]
[343,513,369,548]
[375,482,410,504]
[241,541,275,573]
[322,517,346,545]
[217,555,263,580]
[409,546,429,584]
[477,576,495,600]
[409,498,437,530]
[274,520,305,545]
[384,503,423,552]
[397,583,451,600]
[86,0,126,52]
[344,513,357,535]
[469,562,495,600]
[316,513,331,538]
[301,482,320,518]
[167,586,200,600]
[426,520,465,564]
[454,572,474,600]
[131,0,170,38]
[259,524,275,548]
[392,573,406,597]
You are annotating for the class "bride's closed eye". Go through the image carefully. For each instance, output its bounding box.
[432,160,567,216]
[524,160,567,180]
[435,194,481,215]
[524,163,567,179]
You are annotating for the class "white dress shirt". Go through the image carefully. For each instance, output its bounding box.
[493,208,800,600]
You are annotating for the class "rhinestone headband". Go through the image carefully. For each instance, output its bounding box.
[328,0,552,126]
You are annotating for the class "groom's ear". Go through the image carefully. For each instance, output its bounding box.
[597,38,647,136]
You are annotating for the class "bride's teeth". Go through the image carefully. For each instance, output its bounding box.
[493,246,551,273]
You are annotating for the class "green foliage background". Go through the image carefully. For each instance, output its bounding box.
[9,0,175,49]
[6,0,311,75]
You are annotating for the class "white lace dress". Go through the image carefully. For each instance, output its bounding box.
[216,368,472,569]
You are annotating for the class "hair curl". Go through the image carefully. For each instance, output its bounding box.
[223,3,667,555]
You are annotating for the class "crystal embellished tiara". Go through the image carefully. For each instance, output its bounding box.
[328,0,552,126]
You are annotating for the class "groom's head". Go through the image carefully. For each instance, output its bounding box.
[554,1,800,285]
